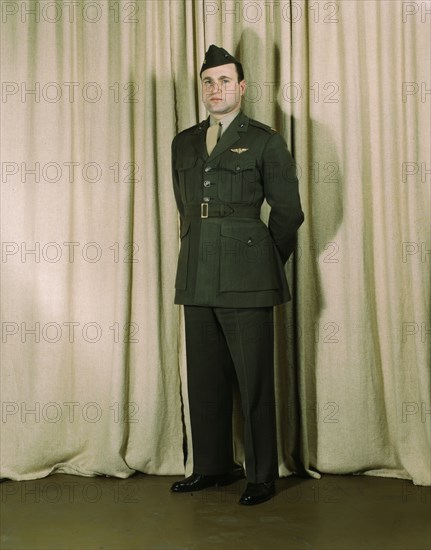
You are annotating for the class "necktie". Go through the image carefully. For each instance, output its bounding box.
[206,122,221,155]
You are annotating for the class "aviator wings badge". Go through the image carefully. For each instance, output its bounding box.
[230,148,249,154]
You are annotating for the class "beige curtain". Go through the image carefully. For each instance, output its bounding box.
[1,0,429,486]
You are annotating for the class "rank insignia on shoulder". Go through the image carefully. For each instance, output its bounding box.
[230,148,249,154]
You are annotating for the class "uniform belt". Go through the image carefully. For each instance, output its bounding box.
[185,203,261,219]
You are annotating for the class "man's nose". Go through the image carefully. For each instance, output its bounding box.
[211,81,222,94]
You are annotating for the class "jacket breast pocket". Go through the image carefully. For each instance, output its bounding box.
[217,158,259,203]
[219,222,279,292]
[175,220,191,290]
[175,157,198,203]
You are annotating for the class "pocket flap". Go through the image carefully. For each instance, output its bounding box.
[175,157,197,170]
[222,158,256,173]
[220,222,269,245]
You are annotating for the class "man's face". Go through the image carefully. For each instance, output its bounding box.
[201,63,246,118]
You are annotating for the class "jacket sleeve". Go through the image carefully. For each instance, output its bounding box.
[171,136,185,221]
[262,133,304,264]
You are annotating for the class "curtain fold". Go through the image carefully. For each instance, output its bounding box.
[1,0,429,486]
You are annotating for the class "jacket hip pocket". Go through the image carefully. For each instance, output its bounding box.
[219,222,279,292]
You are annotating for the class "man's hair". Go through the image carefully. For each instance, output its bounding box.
[235,62,244,82]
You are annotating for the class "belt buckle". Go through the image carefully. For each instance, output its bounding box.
[200,202,209,219]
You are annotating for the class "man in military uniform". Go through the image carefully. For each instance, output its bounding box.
[170,45,304,505]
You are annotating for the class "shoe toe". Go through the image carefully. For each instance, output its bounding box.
[239,481,275,505]
[170,473,218,493]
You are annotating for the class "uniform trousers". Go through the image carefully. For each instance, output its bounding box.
[184,305,278,484]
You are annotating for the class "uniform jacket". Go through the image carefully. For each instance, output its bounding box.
[171,111,304,307]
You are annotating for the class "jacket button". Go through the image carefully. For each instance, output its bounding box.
[203,197,210,202]
[247,238,253,246]
[203,180,211,187]
[236,166,241,171]
[204,166,212,172]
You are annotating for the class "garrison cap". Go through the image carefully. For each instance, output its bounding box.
[200,45,244,80]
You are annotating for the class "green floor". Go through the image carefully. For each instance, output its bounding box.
[1,473,429,549]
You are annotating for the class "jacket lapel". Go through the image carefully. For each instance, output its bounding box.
[191,112,250,163]
[208,112,249,162]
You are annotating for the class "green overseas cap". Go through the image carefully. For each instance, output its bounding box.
[200,45,244,80]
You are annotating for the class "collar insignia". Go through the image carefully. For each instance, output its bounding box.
[230,148,249,154]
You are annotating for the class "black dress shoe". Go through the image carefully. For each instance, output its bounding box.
[171,471,242,493]
[239,480,275,505]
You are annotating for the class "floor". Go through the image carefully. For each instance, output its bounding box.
[1,473,429,550]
